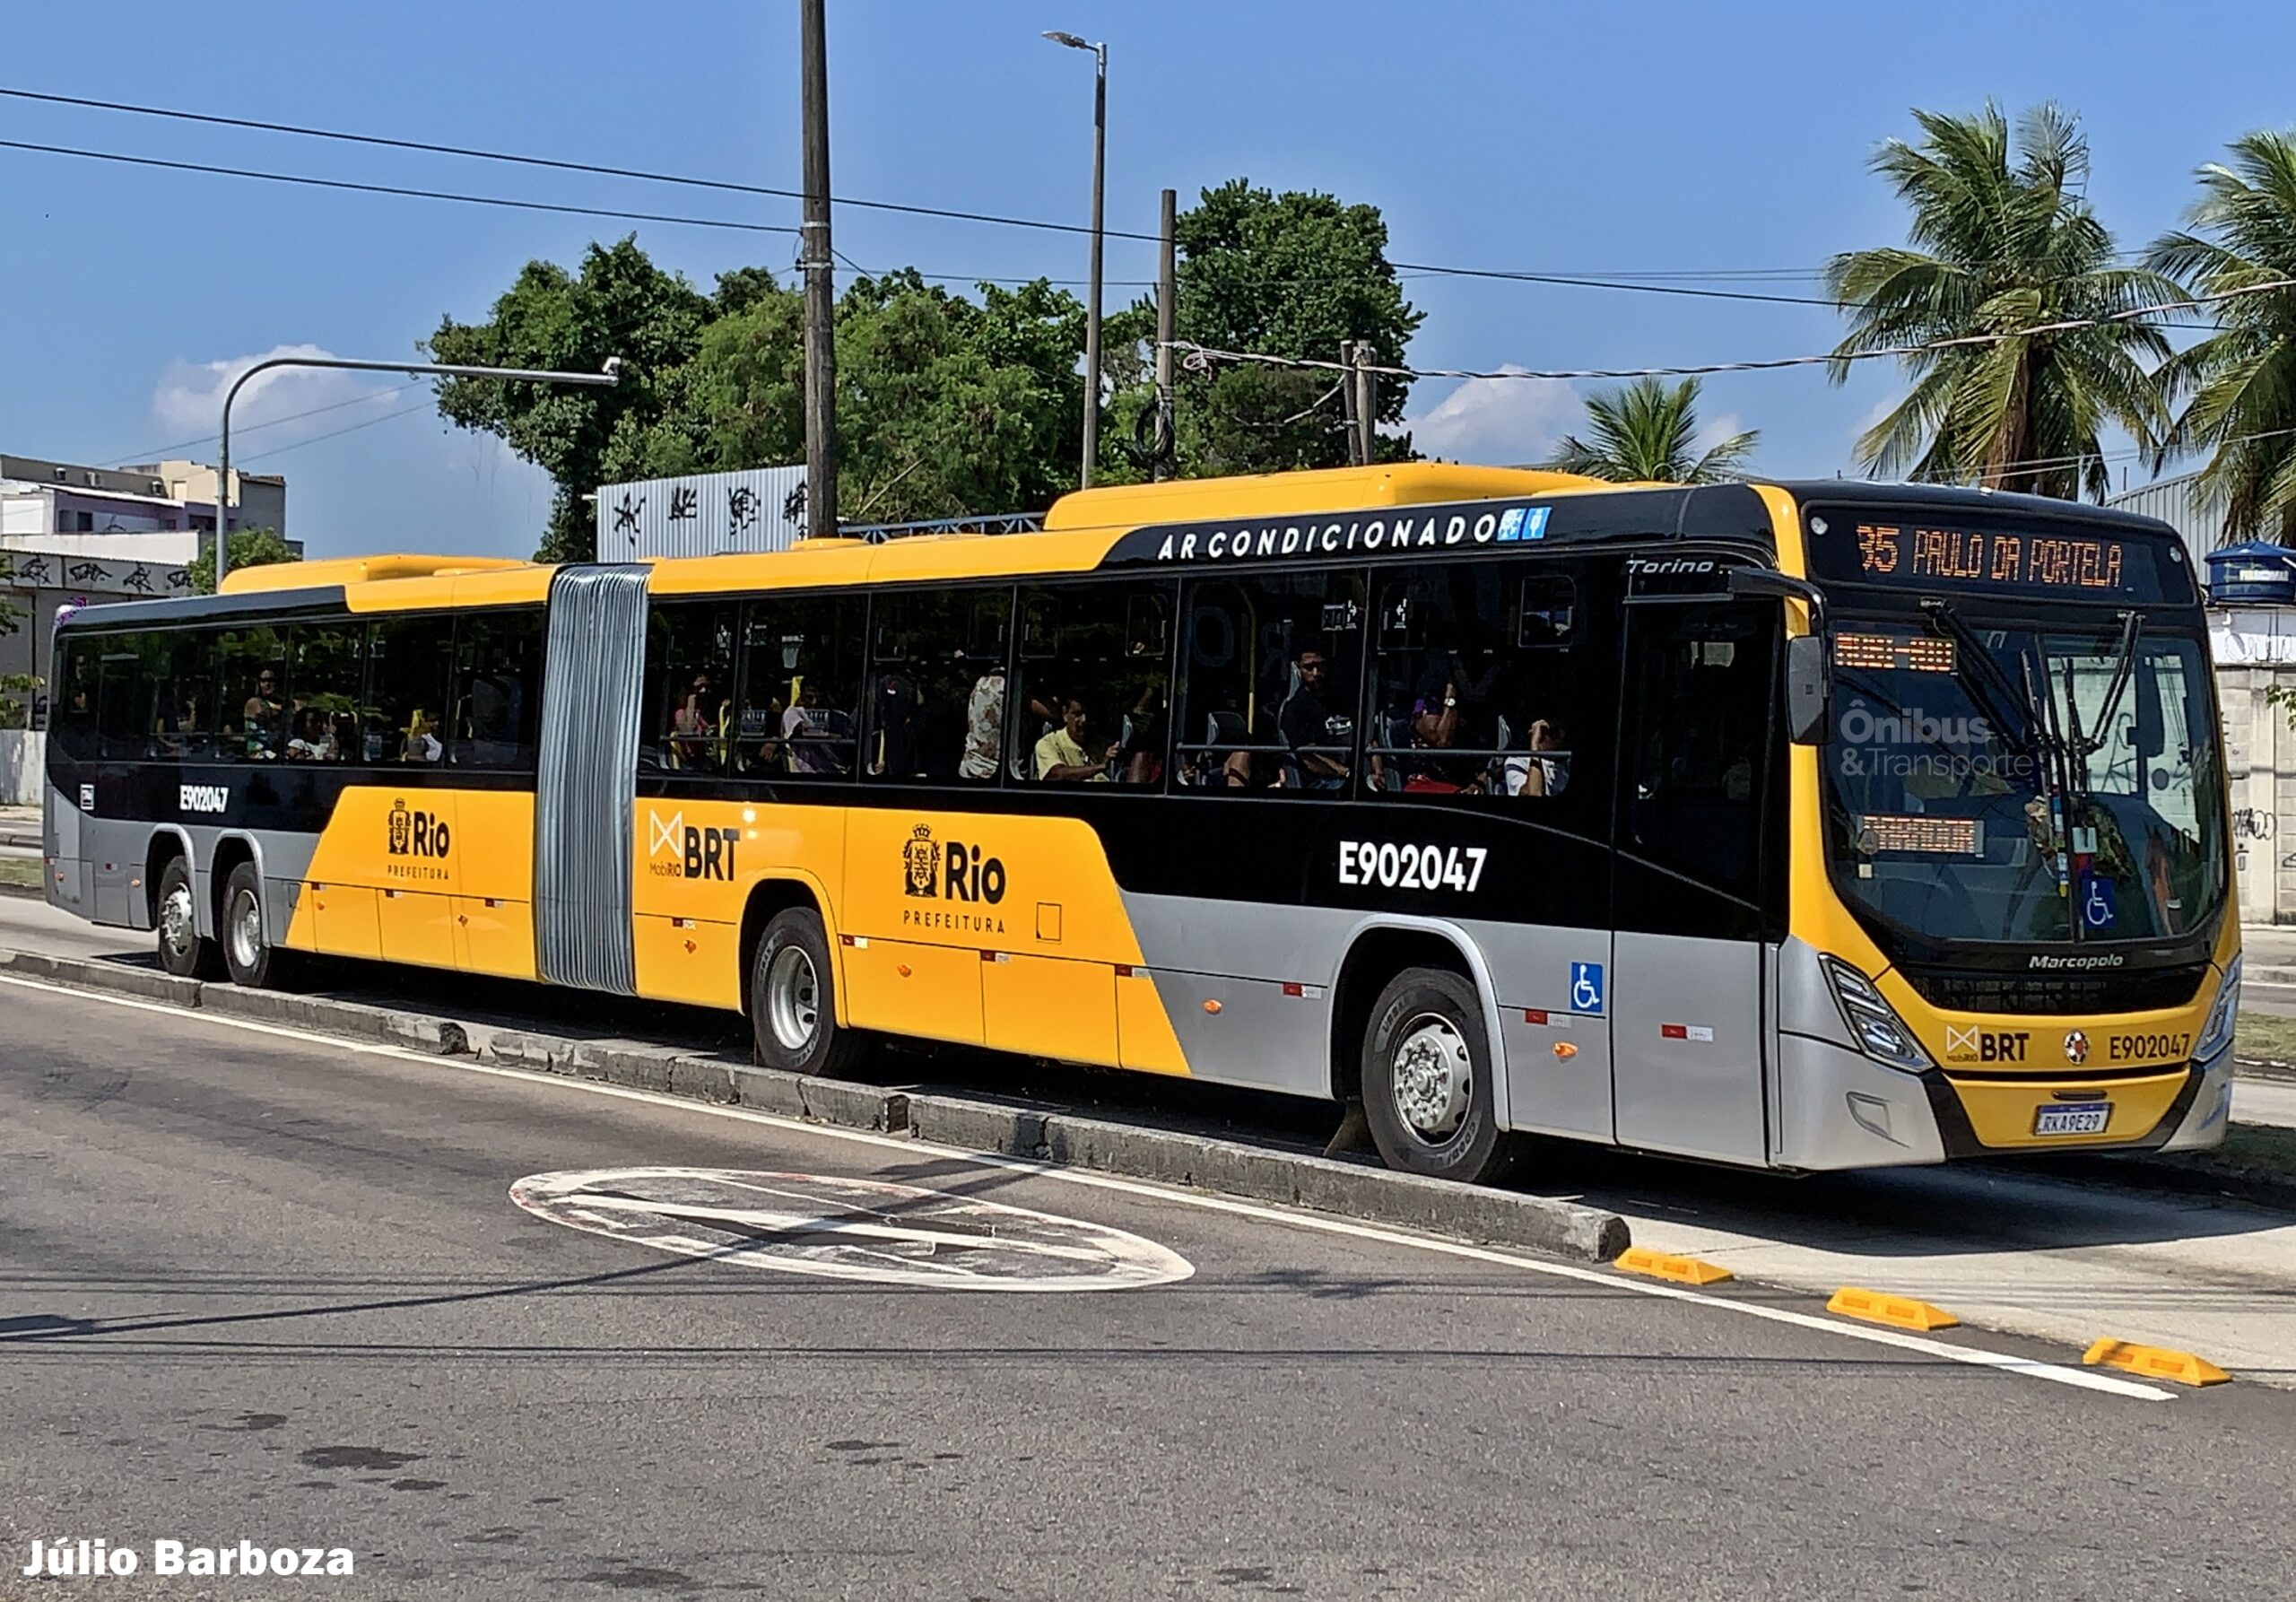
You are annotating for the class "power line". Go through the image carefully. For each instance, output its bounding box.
[239,400,431,464]
[0,138,797,237]
[104,380,426,467]
[0,84,1846,308]
[0,84,1130,240]
[1169,280,2296,385]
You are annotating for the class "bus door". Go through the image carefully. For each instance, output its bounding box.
[1609,596,1779,1164]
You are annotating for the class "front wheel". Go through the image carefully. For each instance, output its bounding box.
[1361,966,1527,1185]
[153,856,220,979]
[219,859,294,989]
[749,907,868,1077]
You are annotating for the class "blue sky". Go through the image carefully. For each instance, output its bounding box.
[3,0,2292,560]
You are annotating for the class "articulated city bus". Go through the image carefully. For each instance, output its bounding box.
[40,464,2239,1182]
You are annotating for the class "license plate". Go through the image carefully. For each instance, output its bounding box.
[2033,1101,2110,1136]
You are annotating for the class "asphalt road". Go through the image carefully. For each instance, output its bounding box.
[4,979,2296,1599]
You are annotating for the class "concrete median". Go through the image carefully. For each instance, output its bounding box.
[0,945,1639,1261]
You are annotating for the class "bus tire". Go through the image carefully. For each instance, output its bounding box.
[1361,966,1526,1185]
[750,907,865,1077]
[154,855,221,979]
[219,859,293,989]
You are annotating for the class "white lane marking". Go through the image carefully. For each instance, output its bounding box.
[509,1165,1195,1291]
[0,971,2176,1399]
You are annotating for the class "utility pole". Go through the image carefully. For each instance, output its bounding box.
[800,0,838,539]
[1352,342,1378,468]
[1340,342,1365,466]
[1153,187,1176,482]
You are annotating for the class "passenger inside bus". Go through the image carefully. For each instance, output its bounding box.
[286,707,338,762]
[241,666,285,759]
[1118,683,1165,785]
[1278,643,1350,790]
[1035,695,1117,782]
[402,708,444,763]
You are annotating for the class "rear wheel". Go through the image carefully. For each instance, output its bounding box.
[153,856,220,979]
[749,907,867,1076]
[219,859,293,989]
[1361,965,1527,1184]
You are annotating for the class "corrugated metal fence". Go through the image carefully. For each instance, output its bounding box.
[595,466,808,559]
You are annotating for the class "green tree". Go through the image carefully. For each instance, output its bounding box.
[428,237,722,562]
[1827,104,2178,500]
[1541,376,1757,483]
[2147,130,2296,540]
[1141,180,1423,476]
[677,268,1088,524]
[0,555,22,639]
[184,527,298,596]
[0,557,28,730]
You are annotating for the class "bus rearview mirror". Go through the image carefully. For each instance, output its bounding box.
[1786,633,1831,745]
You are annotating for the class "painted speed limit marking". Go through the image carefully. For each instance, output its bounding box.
[509,1167,1195,1292]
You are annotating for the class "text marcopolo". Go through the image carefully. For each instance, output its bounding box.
[21,1537,355,1578]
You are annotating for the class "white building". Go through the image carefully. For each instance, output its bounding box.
[0,452,293,725]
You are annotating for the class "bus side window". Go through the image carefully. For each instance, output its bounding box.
[642,602,738,775]
[452,608,544,771]
[51,635,100,762]
[364,616,455,766]
[94,632,163,762]
[154,630,220,761]
[218,625,290,762]
[735,592,863,779]
[1013,580,1174,787]
[1367,565,1580,802]
[1177,571,1363,794]
[286,620,364,762]
[865,588,1011,784]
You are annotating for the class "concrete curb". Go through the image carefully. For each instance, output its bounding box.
[0,945,1632,1261]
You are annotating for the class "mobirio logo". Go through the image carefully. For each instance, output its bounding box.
[1144,504,1546,565]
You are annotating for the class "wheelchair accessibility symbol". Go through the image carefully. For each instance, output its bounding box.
[2080,875,2117,932]
[1570,962,1605,1016]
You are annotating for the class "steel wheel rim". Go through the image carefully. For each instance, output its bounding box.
[228,889,262,973]
[159,881,196,964]
[1390,1012,1472,1140]
[765,945,820,1052]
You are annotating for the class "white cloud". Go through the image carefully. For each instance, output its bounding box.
[1695,410,1749,455]
[151,344,401,447]
[1403,367,1584,465]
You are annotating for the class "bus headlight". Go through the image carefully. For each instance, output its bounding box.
[2195,957,2241,1062]
[1821,956,1934,1074]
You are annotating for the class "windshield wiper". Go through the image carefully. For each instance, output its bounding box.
[2059,609,2145,799]
[1918,596,2055,759]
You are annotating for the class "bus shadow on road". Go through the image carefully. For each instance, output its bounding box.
[85,947,2296,1263]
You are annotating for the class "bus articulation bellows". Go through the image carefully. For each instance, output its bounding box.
[42,465,2239,1181]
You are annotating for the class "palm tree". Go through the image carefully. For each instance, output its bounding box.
[2147,131,2296,541]
[1541,376,1756,483]
[1827,103,2178,500]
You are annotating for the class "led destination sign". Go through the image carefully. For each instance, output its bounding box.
[1805,509,2191,604]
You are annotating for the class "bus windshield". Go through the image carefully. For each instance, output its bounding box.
[1821,617,2225,946]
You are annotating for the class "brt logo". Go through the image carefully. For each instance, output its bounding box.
[387,798,450,858]
[1944,1025,2030,1063]
[647,810,737,881]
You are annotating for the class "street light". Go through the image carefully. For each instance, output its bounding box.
[213,354,622,588]
[1043,29,1106,489]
